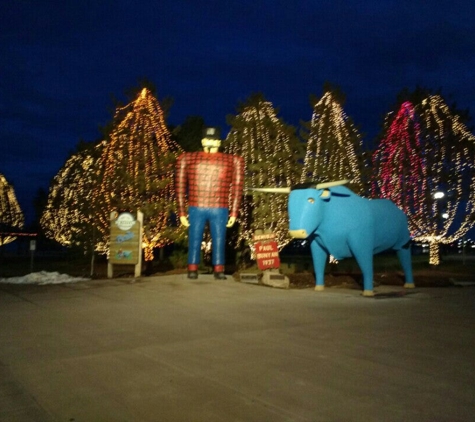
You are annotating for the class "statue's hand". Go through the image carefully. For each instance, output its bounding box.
[226,216,236,228]
[180,216,190,227]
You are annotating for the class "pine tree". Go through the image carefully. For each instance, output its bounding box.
[301,89,364,193]
[372,101,427,217]
[173,116,206,152]
[224,93,303,250]
[41,88,183,262]
[40,142,104,250]
[372,95,475,265]
[93,88,183,261]
[0,173,24,246]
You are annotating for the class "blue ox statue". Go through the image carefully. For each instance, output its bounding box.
[254,180,415,296]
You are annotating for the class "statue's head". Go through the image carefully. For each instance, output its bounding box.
[201,127,221,153]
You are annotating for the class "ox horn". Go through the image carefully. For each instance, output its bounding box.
[249,187,291,194]
[315,179,349,189]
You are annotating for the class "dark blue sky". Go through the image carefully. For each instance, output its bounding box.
[2,0,475,224]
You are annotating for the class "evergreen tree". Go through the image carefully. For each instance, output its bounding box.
[224,93,303,250]
[372,101,426,213]
[40,141,104,251]
[301,89,364,193]
[0,173,24,246]
[41,88,183,262]
[372,94,475,265]
[93,88,183,261]
[173,116,206,152]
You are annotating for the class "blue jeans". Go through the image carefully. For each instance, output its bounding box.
[188,207,229,266]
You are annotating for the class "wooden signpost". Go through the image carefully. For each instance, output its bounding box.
[240,230,289,288]
[108,210,143,278]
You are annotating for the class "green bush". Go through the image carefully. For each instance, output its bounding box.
[169,249,188,269]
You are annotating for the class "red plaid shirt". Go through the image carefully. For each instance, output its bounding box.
[176,152,244,217]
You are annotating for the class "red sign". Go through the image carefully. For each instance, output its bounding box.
[255,240,280,270]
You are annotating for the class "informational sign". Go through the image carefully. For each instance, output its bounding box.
[254,232,280,270]
[109,212,141,265]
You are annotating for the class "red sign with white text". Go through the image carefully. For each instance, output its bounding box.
[255,240,280,270]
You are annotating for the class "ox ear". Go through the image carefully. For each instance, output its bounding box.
[249,187,291,194]
[315,179,349,189]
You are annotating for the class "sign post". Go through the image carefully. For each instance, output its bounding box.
[108,210,143,278]
[252,230,289,288]
[29,239,36,273]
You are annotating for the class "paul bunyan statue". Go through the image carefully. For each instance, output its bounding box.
[175,127,244,280]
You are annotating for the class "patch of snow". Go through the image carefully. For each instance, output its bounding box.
[0,271,89,285]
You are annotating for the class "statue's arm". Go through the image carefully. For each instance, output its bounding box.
[229,155,245,220]
[176,154,189,226]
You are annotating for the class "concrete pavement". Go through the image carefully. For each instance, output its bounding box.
[0,274,474,422]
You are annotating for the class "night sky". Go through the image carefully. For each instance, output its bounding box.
[2,0,475,224]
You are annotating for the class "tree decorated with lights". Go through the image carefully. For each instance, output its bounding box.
[372,95,475,264]
[40,142,104,250]
[41,88,183,262]
[301,89,364,193]
[372,101,426,219]
[224,93,303,251]
[172,115,206,152]
[0,173,24,246]
[93,88,183,261]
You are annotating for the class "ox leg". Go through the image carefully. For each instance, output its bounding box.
[397,247,415,288]
[349,244,374,297]
[310,240,327,291]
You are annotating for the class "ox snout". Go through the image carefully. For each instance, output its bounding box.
[289,229,308,239]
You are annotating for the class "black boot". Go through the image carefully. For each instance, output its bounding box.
[214,272,226,280]
[188,271,198,279]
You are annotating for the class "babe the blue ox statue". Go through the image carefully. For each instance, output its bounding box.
[254,180,415,296]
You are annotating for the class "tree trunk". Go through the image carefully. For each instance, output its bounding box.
[90,250,95,278]
[429,241,440,265]
[90,227,95,278]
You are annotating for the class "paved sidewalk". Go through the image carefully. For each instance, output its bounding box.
[1,274,474,422]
